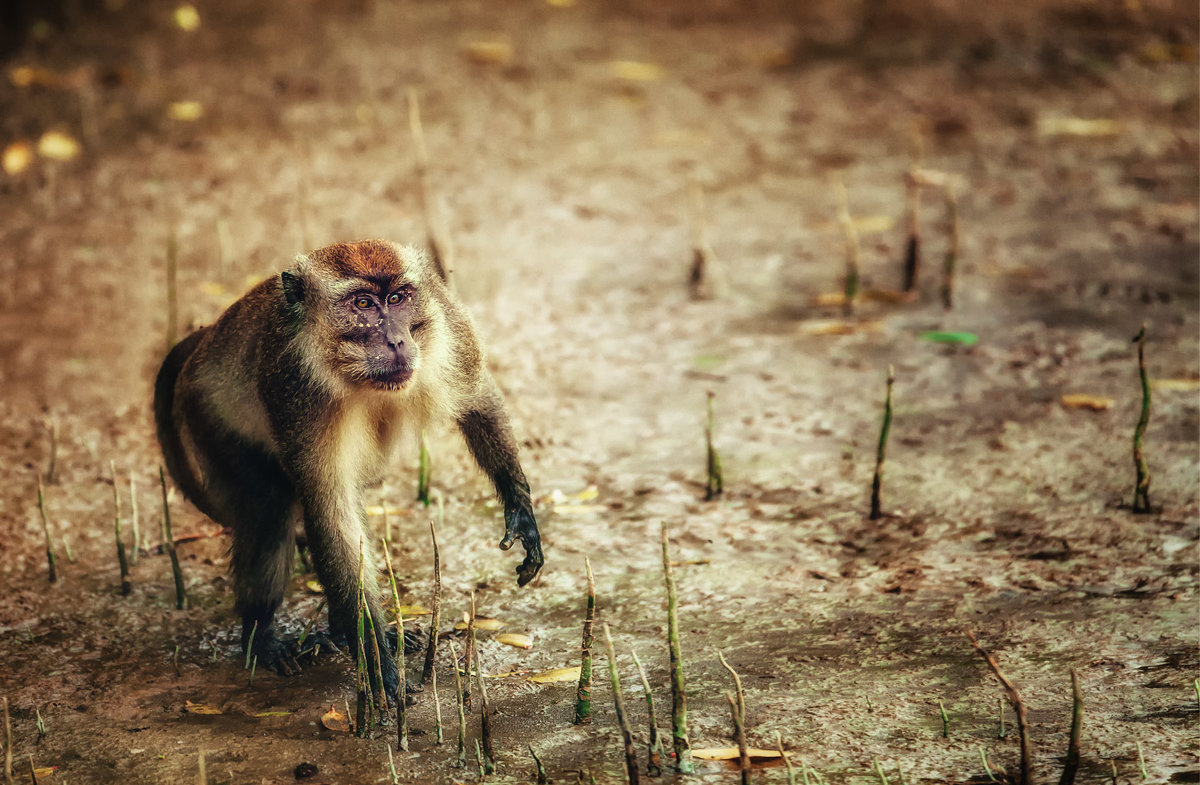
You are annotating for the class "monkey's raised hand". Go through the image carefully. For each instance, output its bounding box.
[500,507,544,586]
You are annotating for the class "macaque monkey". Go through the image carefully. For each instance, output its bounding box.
[153,240,543,699]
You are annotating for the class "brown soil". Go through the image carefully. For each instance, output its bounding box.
[0,1,1197,783]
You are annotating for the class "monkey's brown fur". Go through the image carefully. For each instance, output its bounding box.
[154,240,543,698]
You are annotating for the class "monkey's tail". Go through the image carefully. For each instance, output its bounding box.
[153,328,218,520]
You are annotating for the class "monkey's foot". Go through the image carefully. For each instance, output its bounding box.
[251,636,303,677]
[325,626,422,656]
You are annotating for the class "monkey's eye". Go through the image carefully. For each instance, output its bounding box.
[386,290,406,305]
[353,295,374,310]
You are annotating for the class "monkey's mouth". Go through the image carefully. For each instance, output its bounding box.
[365,365,414,390]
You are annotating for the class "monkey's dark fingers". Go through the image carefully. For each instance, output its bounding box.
[383,625,425,656]
[515,538,545,587]
[256,637,304,677]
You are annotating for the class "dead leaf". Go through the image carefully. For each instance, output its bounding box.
[37,130,81,161]
[454,617,505,632]
[528,666,581,684]
[184,700,223,715]
[400,604,431,616]
[1151,378,1200,391]
[32,767,57,778]
[1061,394,1114,411]
[2,141,33,175]
[174,4,201,31]
[463,40,513,65]
[692,748,783,761]
[798,319,884,336]
[496,633,533,649]
[253,710,292,718]
[364,505,413,517]
[814,215,895,234]
[320,706,350,733]
[1037,117,1120,138]
[553,504,606,515]
[166,101,204,121]
[546,0,576,6]
[9,65,89,90]
[610,60,663,81]
[305,579,324,594]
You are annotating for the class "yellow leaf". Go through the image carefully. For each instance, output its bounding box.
[400,604,431,616]
[496,633,533,649]
[1152,378,1200,391]
[798,319,884,336]
[553,504,606,515]
[453,617,505,632]
[1037,117,1120,138]
[305,579,324,594]
[1061,394,1114,411]
[365,505,411,517]
[253,710,292,717]
[32,768,57,778]
[320,706,350,733]
[810,292,846,307]
[2,141,33,175]
[463,40,513,65]
[167,101,204,121]
[174,4,201,31]
[610,61,663,81]
[691,747,783,761]
[36,130,81,161]
[528,666,581,684]
[184,700,223,715]
[546,0,576,6]
[8,66,36,87]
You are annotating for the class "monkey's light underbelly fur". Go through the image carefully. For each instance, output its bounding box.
[153,239,544,699]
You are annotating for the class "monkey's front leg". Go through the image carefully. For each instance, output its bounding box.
[458,401,544,586]
[298,488,400,704]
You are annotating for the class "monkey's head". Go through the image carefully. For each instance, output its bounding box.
[280,241,445,393]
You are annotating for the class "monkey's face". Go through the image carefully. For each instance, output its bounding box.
[333,283,425,391]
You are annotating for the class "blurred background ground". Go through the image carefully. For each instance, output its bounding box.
[0,1,1196,783]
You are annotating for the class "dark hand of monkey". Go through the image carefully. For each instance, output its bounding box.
[499,506,543,586]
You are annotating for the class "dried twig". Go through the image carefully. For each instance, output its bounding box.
[575,556,596,725]
[1132,325,1152,513]
[422,517,442,687]
[470,593,494,773]
[834,174,860,316]
[870,366,895,520]
[407,88,453,285]
[704,391,723,501]
[718,651,749,784]
[604,623,640,785]
[382,539,408,751]
[36,476,56,584]
[111,461,131,595]
[661,523,693,773]
[1057,669,1083,785]
[159,468,186,609]
[967,632,1031,785]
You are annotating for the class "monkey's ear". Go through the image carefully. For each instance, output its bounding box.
[280,271,306,307]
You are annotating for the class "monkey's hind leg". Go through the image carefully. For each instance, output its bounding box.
[200,433,302,676]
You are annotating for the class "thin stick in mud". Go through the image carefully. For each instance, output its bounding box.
[687,178,722,300]
[354,540,373,737]
[36,475,56,584]
[661,523,694,773]
[1057,669,1083,785]
[421,517,442,687]
[630,649,663,776]
[902,126,924,292]
[870,365,895,520]
[575,556,596,725]
[381,538,408,751]
[111,461,131,595]
[704,390,723,501]
[940,184,959,310]
[416,431,432,507]
[449,640,467,767]
[128,472,139,566]
[834,173,861,316]
[530,745,549,785]
[469,593,494,773]
[967,631,1031,785]
[1131,325,1152,513]
[603,623,640,785]
[158,467,187,609]
[718,651,749,785]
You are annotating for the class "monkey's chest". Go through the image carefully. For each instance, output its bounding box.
[328,396,418,488]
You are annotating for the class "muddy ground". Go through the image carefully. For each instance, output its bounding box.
[0,1,1197,783]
